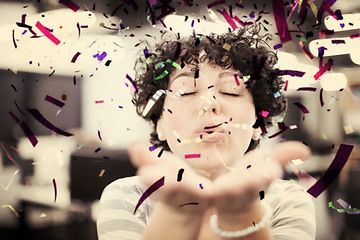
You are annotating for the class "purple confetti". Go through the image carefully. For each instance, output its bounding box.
[149,144,158,152]
[93,51,107,61]
[320,88,324,107]
[272,0,292,43]
[28,108,73,137]
[331,39,346,44]
[134,176,165,214]
[126,74,138,92]
[274,43,283,50]
[275,70,305,77]
[308,144,353,198]
[45,95,65,108]
[293,102,309,114]
[71,52,81,63]
[296,87,317,92]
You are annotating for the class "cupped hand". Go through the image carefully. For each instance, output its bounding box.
[129,141,310,217]
[210,141,311,216]
[128,143,213,215]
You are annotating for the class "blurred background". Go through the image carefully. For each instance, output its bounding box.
[0,0,359,239]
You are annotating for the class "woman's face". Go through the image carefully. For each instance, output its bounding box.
[156,62,258,178]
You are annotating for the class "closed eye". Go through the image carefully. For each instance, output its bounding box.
[221,92,240,97]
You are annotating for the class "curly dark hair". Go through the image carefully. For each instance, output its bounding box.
[132,24,285,152]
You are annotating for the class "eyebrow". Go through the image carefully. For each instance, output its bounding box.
[171,71,240,84]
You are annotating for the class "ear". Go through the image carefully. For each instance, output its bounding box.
[252,127,261,140]
[156,117,167,141]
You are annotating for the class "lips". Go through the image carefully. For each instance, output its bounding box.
[196,123,226,142]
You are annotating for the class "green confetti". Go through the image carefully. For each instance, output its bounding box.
[154,70,169,80]
[329,202,360,214]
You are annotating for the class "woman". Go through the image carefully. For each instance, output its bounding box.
[97,26,316,239]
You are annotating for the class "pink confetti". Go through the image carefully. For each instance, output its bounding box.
[259,110,270,117]
[35,21,61,45]
[0,143,21,170]
[185,154,201,159]
[220,9,238,30]
[272,0,292,43]
[207,0,226,9]
[314,59,333,80]
[95,100,104,104]
[134,176,165,214]
[234,75,240,86]
[59,0,80,12]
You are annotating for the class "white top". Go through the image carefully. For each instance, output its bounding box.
[97,176,316,240]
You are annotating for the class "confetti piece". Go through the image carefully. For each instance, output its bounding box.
[71,52,81,63]
[182,0,193,7]
[142,90,165,118]
[259,110,270,118]
[95,147,101,153]
[268,127,288,139]
[59,0,80,12]
[134,176,165,214]
[234,75,240,86]
[292,159,303,165]
[35,21,61,45]
[12,30,17,49]
[273,43,283,49]
[185,154,201,159]
[20,122,38,147]
[207,0,226,8]
[52,178,57,203]
[273,91,281,98]
[1,205,20,217]
[28,108,74,137]
[177,168,184,182]
[344,125,354,134]
[45,95,65,108]
[126,74,138,92]
[320,88,324,107]
[307,144,353,198]
[95,100,104,104]
[179,202,199,207]
[222,43,231,51]
[299,41,314,59]
[259,190,265,200]
[149,144,158,152]
[314,59,333,80]
[155,70,169,80]
[99,169,105,177]
[0,169,20,191]
[93,51,107,61]
[275,70,305,77]
[331,39,346,44]
[293,102,309,114]
[220,9,238,30]
[289,125,297,130]
[199,183,203,189]
[329,201,360,214]
[272,0,292,43]
[40,213,47,218]
[0,143,21,170]
[296,87,317,92]
[98,130,102,141]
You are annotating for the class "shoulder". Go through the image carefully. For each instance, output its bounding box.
[266,179,316,239]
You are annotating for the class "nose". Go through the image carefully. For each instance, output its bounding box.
[198,91,220,116]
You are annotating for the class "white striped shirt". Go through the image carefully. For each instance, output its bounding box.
[97,176,316,239]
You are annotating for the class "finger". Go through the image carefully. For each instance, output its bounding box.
[270,141,311,166]
[128,142,159,168]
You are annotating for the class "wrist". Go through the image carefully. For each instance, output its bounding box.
[217,201,264,230]
[210,201,272,238]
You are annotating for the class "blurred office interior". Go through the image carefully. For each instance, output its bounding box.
[0,0,360,239]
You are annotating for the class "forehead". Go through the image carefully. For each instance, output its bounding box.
[169,62,240,83]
